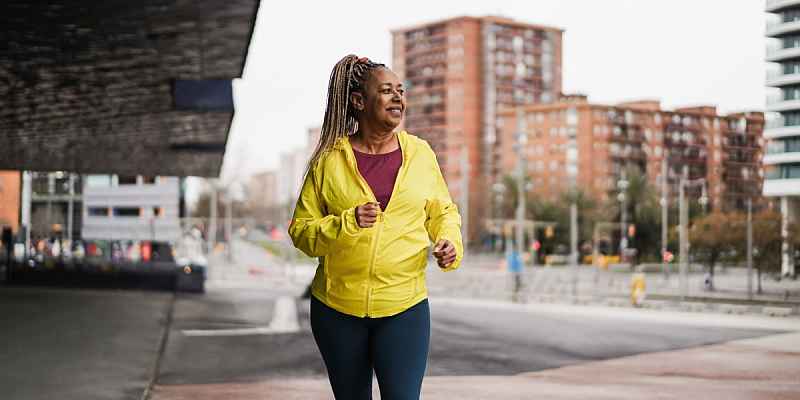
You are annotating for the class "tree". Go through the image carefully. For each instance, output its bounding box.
[730,210,783,294]
[688,212,738,285]
[602,166,662,262]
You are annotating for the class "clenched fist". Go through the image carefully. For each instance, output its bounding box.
[355,202,381,228]
[432,239,456,268]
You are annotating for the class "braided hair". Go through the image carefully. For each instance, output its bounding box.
[306,54,386,174]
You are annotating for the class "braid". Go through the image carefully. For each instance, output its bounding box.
[306,54,386,175]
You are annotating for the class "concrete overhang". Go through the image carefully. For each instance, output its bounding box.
[0,0,260,177]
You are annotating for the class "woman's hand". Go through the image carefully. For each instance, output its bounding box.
[355,202,381,228]
[432,239,456,268]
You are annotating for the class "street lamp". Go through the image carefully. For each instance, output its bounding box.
[678,165,707,300]
[492,182,505,253]
[617,170,629,259]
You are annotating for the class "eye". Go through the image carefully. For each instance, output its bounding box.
[397,89,405,96]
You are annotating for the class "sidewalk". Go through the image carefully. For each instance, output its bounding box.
[150,330,800,399]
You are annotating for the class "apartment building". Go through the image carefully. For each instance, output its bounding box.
[765,0,800,276]
[392,16,563,243]
[496,96,765,212]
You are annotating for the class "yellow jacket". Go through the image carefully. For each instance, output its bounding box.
[289,131,463,317]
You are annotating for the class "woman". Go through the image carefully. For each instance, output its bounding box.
[288,54,463,400]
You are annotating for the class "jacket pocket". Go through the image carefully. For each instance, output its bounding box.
[371,276,418,304]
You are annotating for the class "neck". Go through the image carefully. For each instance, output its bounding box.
[352,125,398,154]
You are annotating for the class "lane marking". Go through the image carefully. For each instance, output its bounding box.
[181,296,300,336]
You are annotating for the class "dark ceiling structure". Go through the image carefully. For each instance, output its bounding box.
[0,0,260,177]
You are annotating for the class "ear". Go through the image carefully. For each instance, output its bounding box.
[350,91,365,111]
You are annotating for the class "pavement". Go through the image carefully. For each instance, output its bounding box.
[149,303,800,400]
[4,239,800,400]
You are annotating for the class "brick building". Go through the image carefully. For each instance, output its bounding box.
[496,95,765,213]
[392,16,564,244]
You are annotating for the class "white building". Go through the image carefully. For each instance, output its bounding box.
[765,0,800,276]
[82,175,182,242]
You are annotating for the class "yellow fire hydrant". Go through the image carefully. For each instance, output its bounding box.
[630,272,646,307]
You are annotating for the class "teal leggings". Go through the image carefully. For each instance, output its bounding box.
[310,296,430,400]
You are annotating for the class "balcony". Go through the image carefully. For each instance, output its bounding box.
[763,178,800,196]
[766,45,800,62]
[766,18,800,37]
[766,70,800,86]
[767,0,800,13]
[763,151,800,165]
[766,95,800,112]
[765,117,800,139]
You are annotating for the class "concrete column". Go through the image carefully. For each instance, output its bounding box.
[781,197,794,277]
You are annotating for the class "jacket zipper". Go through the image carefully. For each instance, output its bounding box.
[366,216,383,317]
[344,136,404,317]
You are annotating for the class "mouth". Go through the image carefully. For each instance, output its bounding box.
[386,106,404,118]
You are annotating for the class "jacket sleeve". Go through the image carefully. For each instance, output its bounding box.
[423,145,464,271]
[288,168,365,257]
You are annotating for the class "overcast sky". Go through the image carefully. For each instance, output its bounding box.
[218,0,767,183]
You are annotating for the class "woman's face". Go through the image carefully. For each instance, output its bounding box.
[355,68,406,132]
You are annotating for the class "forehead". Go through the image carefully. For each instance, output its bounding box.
[368,68,401,87]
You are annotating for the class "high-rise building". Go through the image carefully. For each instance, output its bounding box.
[497,96,765,213]
[392,16,563,244]
[765,0,800,276]
[247,170,281,225]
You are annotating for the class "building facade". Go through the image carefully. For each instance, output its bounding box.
[766,0,800,276]
[82,175,181,242]
[497,96,765,213]
[392,16,563,244]
[27,171,83,240]
[0,171,21,234]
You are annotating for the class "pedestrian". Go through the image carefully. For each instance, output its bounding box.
[289,54,463,400]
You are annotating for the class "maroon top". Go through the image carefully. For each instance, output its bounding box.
[353,147,402,210]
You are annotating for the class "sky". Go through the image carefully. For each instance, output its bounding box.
[216,0,767,186]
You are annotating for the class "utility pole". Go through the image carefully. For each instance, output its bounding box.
[661,158,669,280]
[67,174,75,242]
[617,170,629,259]
[514,108,527,258]
[679,166,689,301]
[225,190,233,262]
[460,144,469,255]
[207,182,218,255]
[747,197,753,300]
[570,200,578,296]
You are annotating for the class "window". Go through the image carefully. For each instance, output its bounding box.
[118,176,137,185]
[783,35,800,49]
[142,176,157,184]
[86,175,112,188]
[113,207,140,217]
[785,86,800,101]
[88,207,109,216]
[785,61,800,75]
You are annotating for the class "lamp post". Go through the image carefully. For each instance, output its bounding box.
[742,168,753,300]
[660,158,669,280]
[678,165,707,300]
[617,170,629,260]
[492,182,505,253]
